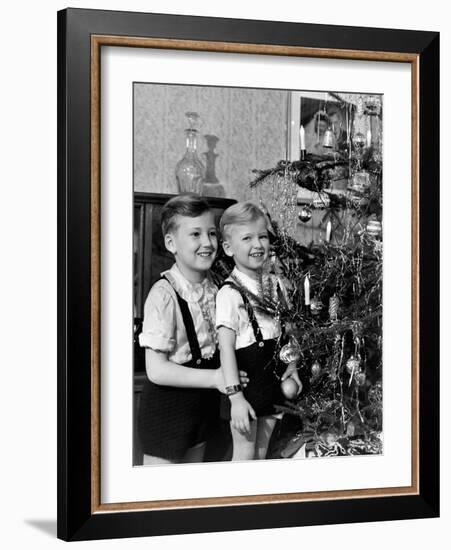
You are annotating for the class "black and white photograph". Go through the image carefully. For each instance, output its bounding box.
[132,83,384,466]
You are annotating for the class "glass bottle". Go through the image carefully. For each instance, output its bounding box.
[175,111,205,194]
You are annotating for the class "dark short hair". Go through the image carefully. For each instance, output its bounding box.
[161,193,212,236]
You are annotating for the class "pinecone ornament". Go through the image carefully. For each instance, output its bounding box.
[329,295,339,322]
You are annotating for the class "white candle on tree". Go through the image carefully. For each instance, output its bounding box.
[326,220,332,242]
[304,274,310,305]
[300,125,306,150]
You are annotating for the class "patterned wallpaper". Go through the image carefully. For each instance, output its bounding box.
[134,83,288,202]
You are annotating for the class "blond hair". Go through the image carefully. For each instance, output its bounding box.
[219,202,267,239]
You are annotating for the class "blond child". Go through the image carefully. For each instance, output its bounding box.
[216,202,301,461]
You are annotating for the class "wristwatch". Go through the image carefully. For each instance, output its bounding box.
[225,384,242,396]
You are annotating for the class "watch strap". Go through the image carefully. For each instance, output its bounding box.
[225,384,242,396]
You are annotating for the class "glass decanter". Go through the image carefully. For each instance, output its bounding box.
[175,111,205,194]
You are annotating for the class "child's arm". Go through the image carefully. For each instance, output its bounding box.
[218,326,256,434]
[146,349,224,391]
[141,281,226,391]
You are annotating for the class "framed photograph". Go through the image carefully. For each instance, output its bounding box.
[57,8,439,541]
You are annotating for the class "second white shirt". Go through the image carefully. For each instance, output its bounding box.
[216,267,286,350]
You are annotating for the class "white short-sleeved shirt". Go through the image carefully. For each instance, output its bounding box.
[216,267,286,350]
[138,264,217,364]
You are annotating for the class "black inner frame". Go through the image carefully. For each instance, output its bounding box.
[57,8,439,541]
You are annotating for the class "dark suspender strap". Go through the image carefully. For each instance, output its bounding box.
[221,281,263,344]
[161,276,202,364]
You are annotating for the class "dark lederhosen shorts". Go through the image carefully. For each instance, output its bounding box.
[138,277,220,461]
[219,281,286,420]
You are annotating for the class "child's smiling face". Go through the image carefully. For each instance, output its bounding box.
[164,211,218,282]
[223,216,270,278]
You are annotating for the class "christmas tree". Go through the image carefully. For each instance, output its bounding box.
[213,93,384,458]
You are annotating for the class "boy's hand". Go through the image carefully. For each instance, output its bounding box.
[238,370,249,388]
[281,361,302,395]
[230,394,257,435]
[214,369,249,393]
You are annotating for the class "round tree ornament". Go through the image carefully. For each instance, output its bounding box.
[281,377,301,400]
[346,355,361,375]
[310,297,323,316]
[366,219,382,238]
[311,361,321,377]
[279,336,301,364]
[298,205,312,223]
[355,371,366,386]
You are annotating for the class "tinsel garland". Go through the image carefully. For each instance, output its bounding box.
[211,146,383,458]
[250,156,349,192]
[249,153,383,219]
[245,153,382,458]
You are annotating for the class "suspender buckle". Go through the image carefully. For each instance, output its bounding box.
[258,341,264,348]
